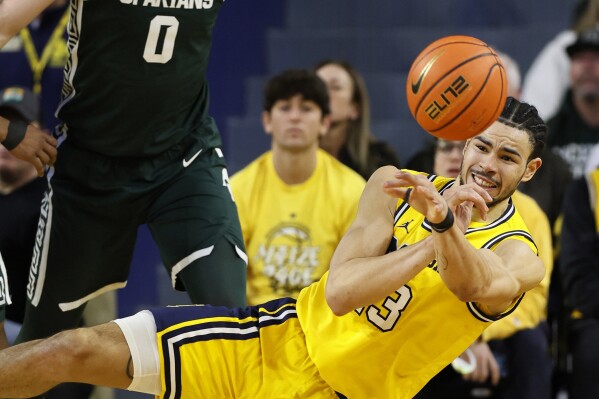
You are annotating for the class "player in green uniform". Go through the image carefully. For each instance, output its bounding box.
[0,97,548,399]
[0,0,247,347]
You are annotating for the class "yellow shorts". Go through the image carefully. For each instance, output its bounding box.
[150,298,338,399]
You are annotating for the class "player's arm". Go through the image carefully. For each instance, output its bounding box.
[436,230,544,314]
[385,171,543,314]
[325,166,438,316]
[0,0,55,48]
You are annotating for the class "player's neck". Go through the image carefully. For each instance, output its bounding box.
[271,146,318,185]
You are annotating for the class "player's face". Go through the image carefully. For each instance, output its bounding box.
[262,95,329,152]
[570,50,599,101]
[458,122,539,207]
[316,64,358,123]
[434,140,465,178]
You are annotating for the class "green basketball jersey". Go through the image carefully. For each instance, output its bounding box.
[57,0,224,157]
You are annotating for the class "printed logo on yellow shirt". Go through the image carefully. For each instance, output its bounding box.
[255,222,320,294]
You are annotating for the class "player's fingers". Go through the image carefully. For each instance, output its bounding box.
[37,150,51,166]
[462,183,493,202]
[43,143,57,165]
[32,156,44,177]
[45,134,57,146]
[461,189,489,219]
[450,188,488,218]
[394,171,431,187]
[381,185,409,199]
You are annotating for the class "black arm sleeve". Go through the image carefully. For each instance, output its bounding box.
[559,177,599,319]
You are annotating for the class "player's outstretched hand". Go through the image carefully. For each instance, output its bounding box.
[382,171,449,224]
[10,125,57,176]
[382,171,492,232]
[441,182,491,232]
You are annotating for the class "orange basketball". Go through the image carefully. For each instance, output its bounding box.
[406,35,508,140]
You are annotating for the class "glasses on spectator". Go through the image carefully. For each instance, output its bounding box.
[436,140,466,154]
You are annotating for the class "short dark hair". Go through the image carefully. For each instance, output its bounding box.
[263,69,330,115]
[498,97,546,160]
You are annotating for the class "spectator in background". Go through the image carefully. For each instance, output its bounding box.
[546,27,599,180]
[521,0,599,121]
[315,60,400,180]
[560,171,599,398]
[0,0,68,130]
[231,70,365,305]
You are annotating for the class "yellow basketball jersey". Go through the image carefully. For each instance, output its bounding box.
[231,149,365,305]
[297,171,537,399]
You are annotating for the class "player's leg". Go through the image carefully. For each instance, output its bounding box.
[177,236,247,306]
[149,147,247,307]
[17,167,141,342]
[0,322,132,398]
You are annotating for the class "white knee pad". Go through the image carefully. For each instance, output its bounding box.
[114,310,161,395]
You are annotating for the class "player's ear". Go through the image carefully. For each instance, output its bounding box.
[521,157,542,183]
[262,111,273,136]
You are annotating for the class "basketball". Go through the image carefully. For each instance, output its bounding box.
[406,35,508,140]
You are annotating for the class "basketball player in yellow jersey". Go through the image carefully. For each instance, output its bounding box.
[0,97,546,399]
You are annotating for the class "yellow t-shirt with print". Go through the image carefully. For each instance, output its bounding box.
[231,149,365,305]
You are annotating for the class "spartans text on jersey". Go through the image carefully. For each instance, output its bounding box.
[119,0,215,9]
